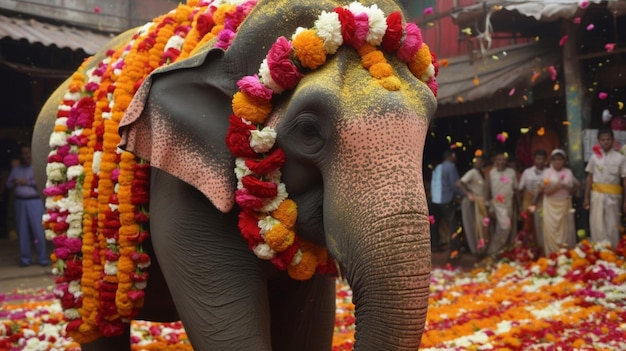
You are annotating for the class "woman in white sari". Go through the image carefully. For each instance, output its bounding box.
[540,149,579,255]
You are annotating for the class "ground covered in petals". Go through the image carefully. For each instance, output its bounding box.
[3,239,626,350]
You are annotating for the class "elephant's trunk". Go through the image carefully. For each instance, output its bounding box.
[324,111,431,350]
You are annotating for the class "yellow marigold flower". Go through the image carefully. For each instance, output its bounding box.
[265,225,295,252]
[232,91,272,124]
[370,62,393,79]
[288,250,318,280]
[272,199,298,229]
[292,29,327,70]
[407,43,432,78]
[361,50,385,69]
[380,76,401,90]
[173,5,193,23]
[211,24,224,36]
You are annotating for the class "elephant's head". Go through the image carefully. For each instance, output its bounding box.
[114,0,436,348]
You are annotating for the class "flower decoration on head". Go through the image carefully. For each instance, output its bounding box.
[225,2,438,280]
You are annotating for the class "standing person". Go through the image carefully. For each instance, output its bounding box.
[485,151,520,257]
[456,156,489,256]
[540,149,578,255]
[430,150,464,260]
[518,149,547,253]
[583,128,626,249]
[5,145,50,266]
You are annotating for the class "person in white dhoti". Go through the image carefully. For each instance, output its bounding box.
[583,129,626,249]
[457,156,489,255]
[518,149,547,253]
[540,149,579,255]
[485,152,520,256]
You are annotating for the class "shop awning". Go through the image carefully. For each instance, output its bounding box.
[453,0,626,27]
[436,41,562,117]
[0,13,114,55]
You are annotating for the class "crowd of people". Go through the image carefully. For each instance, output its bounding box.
[430,128,626,262]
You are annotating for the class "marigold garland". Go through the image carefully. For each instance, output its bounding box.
[43,0,439,341]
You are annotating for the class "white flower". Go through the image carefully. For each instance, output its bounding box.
[259,58,285,94]
[68,280,82,297]
[362,5,387,45]
[347,2,368,14]
[54,117,68,127]
[92,151,103,174]
[291,27,307,41]
[258,215,280,236]
[250,127,277,153]
[64,308,80,319]
[164,35,185,51]
[45,197,58,211]
[46,162,66,183]
[259,183,288,212]
[66,165,83,180]
[23,337,46,351]
[420,64,436,82]
[135,281,147,290]
[291,249,303,265]
[49,132,68,149]
[314,11,343,54]
[253,243,276,260]
[235,158,252,185]
[104,261,118,275]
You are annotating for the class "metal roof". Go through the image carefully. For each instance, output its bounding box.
[0,13,115,55]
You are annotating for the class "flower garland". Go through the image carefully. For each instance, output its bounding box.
[225,2,438,280]
[43,0,260,341]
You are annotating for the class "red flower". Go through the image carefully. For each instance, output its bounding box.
[127,290,145,301]
[245,148,286,175]
[241,175,278,198]
[196,12,215,37]
[225,115,257,158]
[382,11,403,52]
[334,7,356,47]
[238,209,263,244]
[267,37,302,90]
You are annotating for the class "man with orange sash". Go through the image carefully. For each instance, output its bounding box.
[583,128,626,249]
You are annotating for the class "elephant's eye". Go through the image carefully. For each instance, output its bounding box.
[295,116,323,139]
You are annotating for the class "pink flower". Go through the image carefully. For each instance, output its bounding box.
[214,29,236,50]
[63,154,79,166]
[351,12,369,49]
[423,7,433,15]
[477,238,485,248]
[559,35,568,47]
[235,188,265,209]
[428,215,435,225]
[482,217,490,226]
[500,176,510,184]
[267,37,302,90]
[605,43,616,52]
[237,75,273,100]
[586,24,595,31]
[65,238,82,253]
[548,65,557,81]
[598,92,608,100]
[43,185,65,196]
[397,23,423,62]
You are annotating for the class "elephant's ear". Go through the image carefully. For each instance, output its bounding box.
[119,47,237,213]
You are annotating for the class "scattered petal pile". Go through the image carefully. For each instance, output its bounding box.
[3,237,626,350]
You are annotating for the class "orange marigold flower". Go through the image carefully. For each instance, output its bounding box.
[232,91,272,124]
[292,29,327,70]
[357,43,377,56]
[213,4,236,26]
[407,43,432,78]
[370,62,393,79]
[288,250,318,280]
[265,224,295,252]
[272,199,298,229]
[361,50,385,69]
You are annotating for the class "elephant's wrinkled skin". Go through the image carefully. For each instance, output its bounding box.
[32,0,436,350]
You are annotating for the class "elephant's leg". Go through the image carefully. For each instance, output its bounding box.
[149,169,274,350]
[268,273,336,351]
[80,327,130,351]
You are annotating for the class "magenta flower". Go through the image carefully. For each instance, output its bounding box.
[267,37,302,90]
[237,75,273,100]
[351,12,369,49]
[397,23,423,62]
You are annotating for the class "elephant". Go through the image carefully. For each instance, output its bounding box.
[32,0,437,350]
